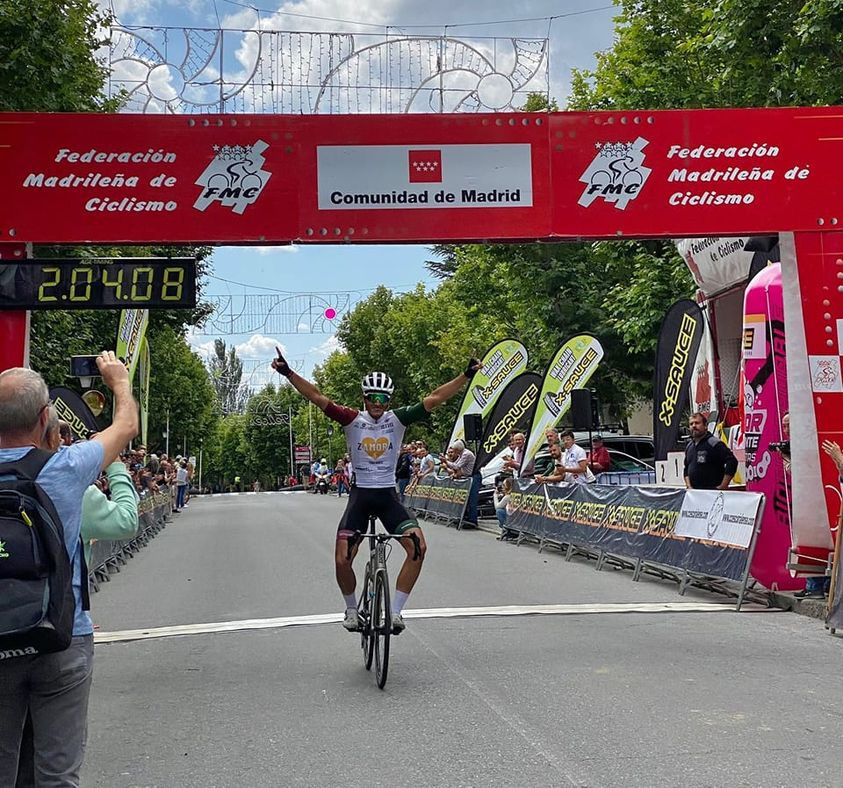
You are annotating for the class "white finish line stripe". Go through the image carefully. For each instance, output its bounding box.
[94,602,765,645]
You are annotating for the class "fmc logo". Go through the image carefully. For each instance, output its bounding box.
[578,137,651,210]
[194,141,272,215]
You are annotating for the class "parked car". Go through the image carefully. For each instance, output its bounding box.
[477,446,656,517]
[576,435,655,467]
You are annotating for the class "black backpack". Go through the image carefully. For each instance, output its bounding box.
[0,449,86,659]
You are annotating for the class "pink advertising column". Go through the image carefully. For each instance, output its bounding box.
[742,264,800,589]
[0,243,30,372]
[780,231,843,576]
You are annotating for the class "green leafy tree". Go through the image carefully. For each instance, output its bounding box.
[209,339,249,415]
[0,0,120,112]
[568,0,843,112]
[242,383,299,485]
[563,0,843,369]
[215,413,249,490]
[146,325,216,457]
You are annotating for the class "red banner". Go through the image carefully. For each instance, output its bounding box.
[2,108,843,244]
[546,108,843,239]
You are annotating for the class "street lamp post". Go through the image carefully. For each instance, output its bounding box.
[288,404,294,480]
[326,425,334,467]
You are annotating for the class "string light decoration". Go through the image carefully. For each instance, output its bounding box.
[107,26,548,114]
[200,292,353,335]
[206,357,308,413]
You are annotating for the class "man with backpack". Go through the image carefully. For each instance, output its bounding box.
[0,351,138,787]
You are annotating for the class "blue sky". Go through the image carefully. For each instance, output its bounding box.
[189,244,439,388]
[102,0,616,388]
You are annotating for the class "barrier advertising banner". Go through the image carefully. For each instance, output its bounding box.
[447,338,528,448]
[521,335,604,471]
[49,386,100,440]
[474,372,542,471]
[405,475,470,525]
[675,489,759,548]
[506,481,763,584]
[653,300,704,461]
[116,309,149,384]
[138,336,150,448]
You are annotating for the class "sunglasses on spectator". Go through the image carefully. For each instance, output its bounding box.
[365,393,391,405]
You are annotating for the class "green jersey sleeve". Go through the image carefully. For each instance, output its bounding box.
[393,401,429,427]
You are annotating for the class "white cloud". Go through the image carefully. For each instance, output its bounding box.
[254,245,300,255]
[234,333,287,358]
[309,334,342,358]
[188,336,217,359]
[297,322,310,331]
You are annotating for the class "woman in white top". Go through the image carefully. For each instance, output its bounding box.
[494,477,514,540]
[175,460,189,511]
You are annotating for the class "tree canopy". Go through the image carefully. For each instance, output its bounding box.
[569,0,843,110]
[0,0,120,112]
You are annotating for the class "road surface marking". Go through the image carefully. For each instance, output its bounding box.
[95,601,771,644]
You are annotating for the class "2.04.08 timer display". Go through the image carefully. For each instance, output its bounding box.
[0,259,196,310]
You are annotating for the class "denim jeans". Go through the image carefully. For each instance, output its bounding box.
[805,576,830,593]
[397,477,410,502]
[464,472,481,523]
[176,483,187,509]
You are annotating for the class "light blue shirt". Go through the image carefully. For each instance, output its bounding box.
[0,441,104,636]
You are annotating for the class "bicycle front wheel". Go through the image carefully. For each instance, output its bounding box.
[360,563,375,671]
[374,570,391,689]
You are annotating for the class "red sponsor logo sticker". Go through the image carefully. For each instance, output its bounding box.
[408,150,442,183]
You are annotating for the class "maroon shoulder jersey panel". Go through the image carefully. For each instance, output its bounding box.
[324,402,358,427]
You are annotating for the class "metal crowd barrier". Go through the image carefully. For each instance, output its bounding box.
[501,481,766,610]
[87,490,172,592]
[405,474,471,528]
[596,470,657,486]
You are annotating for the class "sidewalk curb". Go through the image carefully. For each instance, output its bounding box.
[768,591,828,621]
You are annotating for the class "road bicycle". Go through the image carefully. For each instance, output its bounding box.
[349,515,420,689]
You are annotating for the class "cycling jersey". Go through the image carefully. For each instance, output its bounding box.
[324,401,428,488]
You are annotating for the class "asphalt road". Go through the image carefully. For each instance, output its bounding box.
[83,492,843,787]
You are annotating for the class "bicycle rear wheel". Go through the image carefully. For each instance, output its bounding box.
[374,570,391,689]
[359,563,375,671]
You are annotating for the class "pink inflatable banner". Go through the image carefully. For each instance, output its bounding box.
[742,264,801,590]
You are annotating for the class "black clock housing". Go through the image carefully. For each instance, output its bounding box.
[0,259,196,310]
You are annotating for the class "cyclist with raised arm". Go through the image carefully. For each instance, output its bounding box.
[272,348,479,634]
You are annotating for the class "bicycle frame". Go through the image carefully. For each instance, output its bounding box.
[348,516,420,689]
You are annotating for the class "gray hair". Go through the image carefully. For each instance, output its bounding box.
[450,439,465,451]
[46,405,59,435]
[0,368,50,436]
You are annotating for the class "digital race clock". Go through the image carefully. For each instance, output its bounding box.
[0,258,196,310]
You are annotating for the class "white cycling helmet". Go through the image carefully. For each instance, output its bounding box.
[361,371,394,396]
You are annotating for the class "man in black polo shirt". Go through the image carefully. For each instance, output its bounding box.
[684,412,738,490]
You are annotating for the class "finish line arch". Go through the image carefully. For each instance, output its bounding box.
[0,107,840,579]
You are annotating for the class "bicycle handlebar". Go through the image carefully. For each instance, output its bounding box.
[346,530,421,561]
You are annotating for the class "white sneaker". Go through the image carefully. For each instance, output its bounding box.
[391,612,405,635]
[342,609,361,632]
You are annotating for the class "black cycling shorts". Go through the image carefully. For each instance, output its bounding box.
[336,486,419,539]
